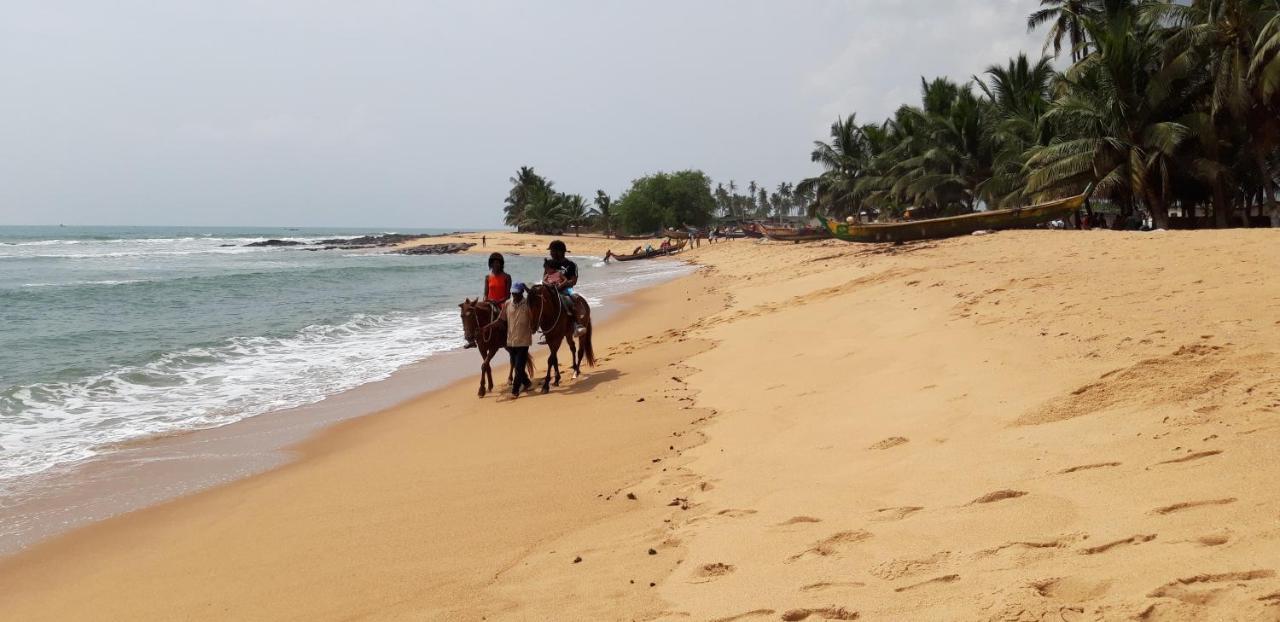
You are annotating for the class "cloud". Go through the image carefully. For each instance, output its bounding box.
[0,0,1055,227]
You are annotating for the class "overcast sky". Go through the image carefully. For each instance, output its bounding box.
[1,1,1048,228]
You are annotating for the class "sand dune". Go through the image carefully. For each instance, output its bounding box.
[2,229,1279,621]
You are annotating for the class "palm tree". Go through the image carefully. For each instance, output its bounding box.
[519,188,568,234]
[1025,7,1190,228]
[976,54,1057,207]
[1028,0,1101,61]
[592,190,613,236]
[798,114,871,219]
[562,193,589,236]
[504,166,549,229]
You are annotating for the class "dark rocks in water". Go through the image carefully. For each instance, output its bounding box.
[392,243,475,255]
[245,239,304,247]
[219,244,237,247]
[244,232,475,252]
[313,233,438,247]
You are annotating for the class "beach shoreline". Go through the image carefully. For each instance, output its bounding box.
[3,229,1279,620]
[0,234,689,557]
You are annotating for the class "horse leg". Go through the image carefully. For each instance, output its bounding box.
[542,344,555,394]
[565,334,580,379]
[551,341,562,387]
[478,357,488,398]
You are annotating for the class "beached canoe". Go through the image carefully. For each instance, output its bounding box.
[604,238,687,262]
[817,188,1091,244]
[663,228,692,240]
[740,223,764,239]
[759,224,832,242]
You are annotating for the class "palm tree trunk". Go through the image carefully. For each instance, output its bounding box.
[1147,189,1170,230]
[1254,152,1279,227]
[1212,182,1230,229]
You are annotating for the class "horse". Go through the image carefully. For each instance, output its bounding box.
[459,299,534,397]
[526,285,594,393]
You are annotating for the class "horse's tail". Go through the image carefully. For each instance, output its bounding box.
[579,326,596,367]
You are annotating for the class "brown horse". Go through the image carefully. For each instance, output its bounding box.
[526,285,594,393]
[459,299,534,397]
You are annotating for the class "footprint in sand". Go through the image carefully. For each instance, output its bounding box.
[977,536,1077,558]
[1146,569,1275,605]
[870,551,950,581]
[870,506,923,521]
[780,606,858,621]
[893,574,960,593]
[1059,462,1121,474]
[788,530,872,561]
[801,581,865,592]
[708,609,775,622]
[1191,533,1230,547]
[777,516,822,526]
[692,562,736,581]
[1155,450,1222,466]
[1078,534,1156,555]
[1151,498,1236,515]
[868,436,909,450]
[1030,576,1112,601]
[967,489,1027,505]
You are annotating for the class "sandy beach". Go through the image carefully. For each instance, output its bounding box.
[3,229,1279,620]
[400,231,664,258]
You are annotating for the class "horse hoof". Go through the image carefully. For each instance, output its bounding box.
[541,385,549,394]
[478,389,486,398]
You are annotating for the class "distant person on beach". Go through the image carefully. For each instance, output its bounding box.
[542,240,584,336]
[482,235,486,247]
[482,252,511,306]
[503,283,534,397]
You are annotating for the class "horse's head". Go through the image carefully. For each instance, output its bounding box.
[459,298,477,346]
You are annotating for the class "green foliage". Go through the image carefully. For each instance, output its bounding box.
[613,171,717,234]
[800,0,1280,228]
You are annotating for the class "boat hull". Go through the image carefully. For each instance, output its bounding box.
[759,225,831,242]
[606,239,687,262]
[819,192,1087,243]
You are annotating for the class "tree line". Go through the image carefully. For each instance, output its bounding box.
[503,167,809,235]
[801,0,1280,229]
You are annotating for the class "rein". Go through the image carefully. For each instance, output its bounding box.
[466,301,501,346]
[534,285,564,335]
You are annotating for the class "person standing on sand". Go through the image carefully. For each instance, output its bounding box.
[482,235,486,247]
[503,283,534,397]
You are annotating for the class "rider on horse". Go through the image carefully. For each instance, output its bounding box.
[542,240,585,336]
[466,252,511,349]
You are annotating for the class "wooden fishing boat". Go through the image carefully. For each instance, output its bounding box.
[603,238,687,262]
[817,187,1091,244]
[740,223,764,238]
[663,228,692,240]
[759,224,832,242]
[612,232,657,240]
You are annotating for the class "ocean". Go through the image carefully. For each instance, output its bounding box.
[0,226,691,496]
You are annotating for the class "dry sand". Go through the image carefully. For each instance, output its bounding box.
[3,229,1280,621]
[401,230,664,258]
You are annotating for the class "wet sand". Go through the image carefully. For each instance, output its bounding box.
[3,230,1280,620]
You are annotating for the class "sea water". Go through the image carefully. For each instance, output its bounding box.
[0,226,692,495]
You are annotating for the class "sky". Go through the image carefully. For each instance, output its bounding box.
[0,0,1050,228]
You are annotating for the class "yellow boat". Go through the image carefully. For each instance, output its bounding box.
[818,187,1092,244]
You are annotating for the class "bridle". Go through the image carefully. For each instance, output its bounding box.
[462,301,500,346]
[531,285,564,335]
